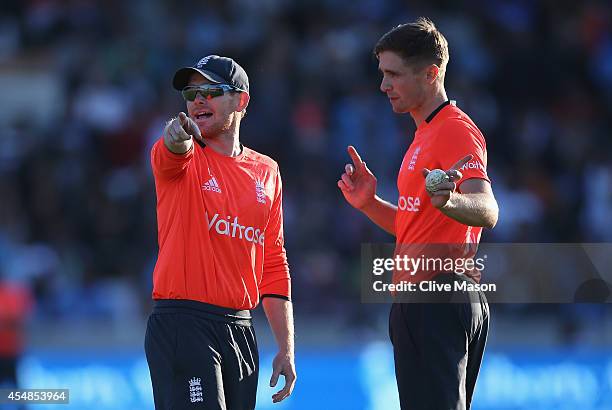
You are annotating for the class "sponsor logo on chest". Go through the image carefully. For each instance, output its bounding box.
[207,213,265,246]
[398,195,421,212]
[202,174,268,206]
[202,175,222,193]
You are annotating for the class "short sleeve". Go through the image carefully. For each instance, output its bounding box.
[436,119,490,189]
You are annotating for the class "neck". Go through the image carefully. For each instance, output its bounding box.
[410,88,448,127]
[203,123,242,157]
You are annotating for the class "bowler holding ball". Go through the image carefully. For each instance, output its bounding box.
[337,18,499,410]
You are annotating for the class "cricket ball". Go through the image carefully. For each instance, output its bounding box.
[425,169,449,193]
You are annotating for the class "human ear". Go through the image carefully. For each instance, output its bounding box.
[236,92,250,112]
[426,65,440,83]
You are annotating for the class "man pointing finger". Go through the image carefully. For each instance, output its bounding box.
[146,55,296,410]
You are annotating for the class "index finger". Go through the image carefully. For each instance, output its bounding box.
[449,154,473,171]
[185,117,203,141]
[171,119,191,141]
[347,146,365,170]
[178,111,188,126]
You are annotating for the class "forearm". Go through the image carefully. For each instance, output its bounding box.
[361,195,397,236]
[262,298,294,355]
[441,192,498,228]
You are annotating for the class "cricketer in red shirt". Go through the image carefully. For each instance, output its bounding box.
[151,138,290,309]
[337,19,499,410]
[146,55,295,409]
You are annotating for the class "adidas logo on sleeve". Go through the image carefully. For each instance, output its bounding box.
[202,176,222,193]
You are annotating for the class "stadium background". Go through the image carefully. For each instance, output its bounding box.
[0,0,611,409]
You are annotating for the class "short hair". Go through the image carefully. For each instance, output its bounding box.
[374,17,449,75]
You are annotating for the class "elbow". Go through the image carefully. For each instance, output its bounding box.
[484,203,499,230]
[484,216,497,230]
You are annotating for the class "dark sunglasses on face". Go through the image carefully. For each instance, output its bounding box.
[181,84,239,101]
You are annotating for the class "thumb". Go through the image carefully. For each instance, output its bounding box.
[422,168,431,178]
[270,367,281,387]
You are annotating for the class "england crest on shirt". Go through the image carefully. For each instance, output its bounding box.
[255,179,266,204]
[189,377,203,403]
[407,146,421,171]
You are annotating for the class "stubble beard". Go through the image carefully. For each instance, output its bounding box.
[200,114,235,140]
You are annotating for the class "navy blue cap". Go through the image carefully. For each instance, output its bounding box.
[172,55,249,93]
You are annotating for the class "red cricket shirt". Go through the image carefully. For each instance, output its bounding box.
[395,102,490,282]
[150,139,290,309]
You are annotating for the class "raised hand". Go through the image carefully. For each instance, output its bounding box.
[337,146,377,210]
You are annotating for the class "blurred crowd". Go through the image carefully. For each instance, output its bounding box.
[0,0,611,343]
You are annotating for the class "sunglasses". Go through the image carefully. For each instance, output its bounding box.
[181,84,239,101]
